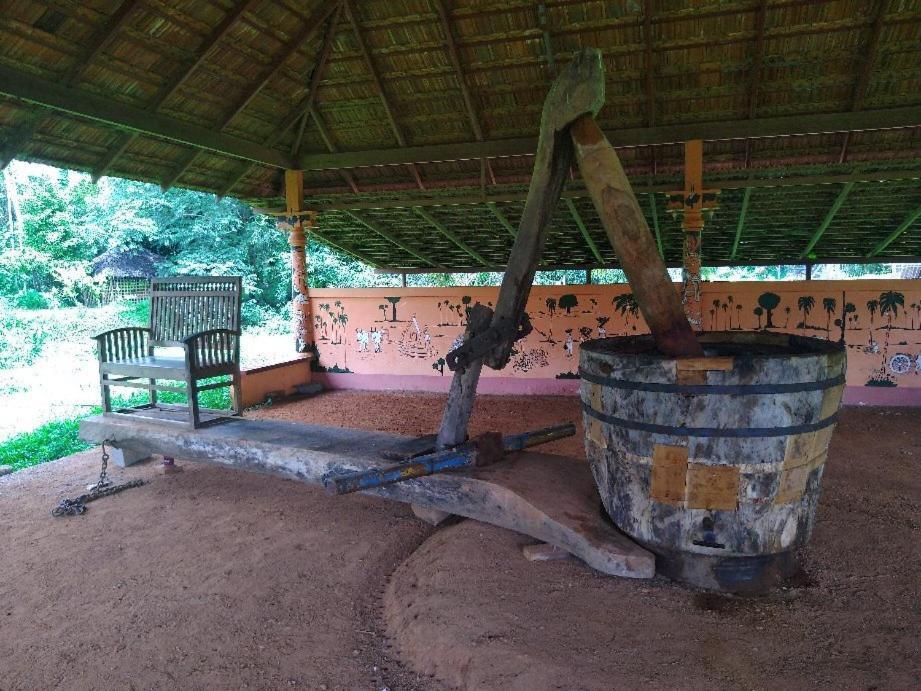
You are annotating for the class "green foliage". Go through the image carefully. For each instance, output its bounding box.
[14,289,50,309]
[0,418,91,471]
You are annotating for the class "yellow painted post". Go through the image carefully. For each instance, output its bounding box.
[281,170,314,352]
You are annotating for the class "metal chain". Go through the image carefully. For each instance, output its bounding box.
[51,439,144,517]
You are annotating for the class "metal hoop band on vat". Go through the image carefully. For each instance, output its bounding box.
[578,369,845,396]
[580,402,839,438]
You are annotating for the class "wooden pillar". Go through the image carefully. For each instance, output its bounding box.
[282,170,314,353]
[681,140,704,330]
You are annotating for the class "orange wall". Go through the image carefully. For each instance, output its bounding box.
[306,279,921,392]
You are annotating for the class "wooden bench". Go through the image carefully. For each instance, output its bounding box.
[95,276,243,428]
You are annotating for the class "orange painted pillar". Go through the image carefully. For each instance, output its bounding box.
[282,170,314,353]
[681,140,704,330]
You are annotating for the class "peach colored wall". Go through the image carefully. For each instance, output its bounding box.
[306,279,921,395]
[238,356,312,407]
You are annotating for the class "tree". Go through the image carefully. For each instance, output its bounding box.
[386,296,401,321]
[797,295,815,333]
[757,292,781,328]
[867,298,878,346]
[822,297,837,333]
[753,306,764,329]
[878,291,904,331]
[545,296,557,317]
[559,293,579,314]
[784,306,792,328]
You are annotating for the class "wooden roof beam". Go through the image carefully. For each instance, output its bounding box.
[0,64,293,168]
[799,182,855,258]
[866,205,921,258]
[564,198,604,264]
[278,4,343,154]
[161,3,342,192]
[311,227,382,267]
[222,2,340,128]
[839,0,888,164]
[344,0,425,190]
[344,211,442,268]
[730,187,754,260]
[486,202,517,239]
[65,0,144,86]
[0,112,44,170]
[91,131,134,182]
[153,0,263,107]
[644,0,655,128]
[299,170,920,212]
[296,106,921,171]
[310,106,360,193]
[537,4,556,75]
[411,206,490,266]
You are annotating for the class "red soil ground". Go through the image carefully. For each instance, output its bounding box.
[1,391,919,689]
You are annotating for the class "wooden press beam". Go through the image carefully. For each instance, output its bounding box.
[866,205,921,258]
[730,187,754,260]
[344,211,442,268]
[564,198,605,264]
[799,182,855,258]
[295,106,921,171]
[412,207,490,267]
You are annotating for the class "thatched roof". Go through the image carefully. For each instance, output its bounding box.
[0,0,918,270]
[91,247,162,279]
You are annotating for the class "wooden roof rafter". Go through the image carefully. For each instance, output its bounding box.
[160,1,341,190]
[64,0,145,87]
[866,205,921,257]
[344,210,442,268]
[839,0,888,164]
[564,198,605,264]
[412,206,490,266]
[94,0,264,181]
[343,0,425,191]
[219,3,344,196]
[799,182,856,258]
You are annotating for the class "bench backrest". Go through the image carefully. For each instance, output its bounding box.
[149,276,242,347]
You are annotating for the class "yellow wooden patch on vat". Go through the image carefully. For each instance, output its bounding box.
[775,451,827,504]
[586,383,607,448]
[650,444,688,504]
[686,464,740,510]
[676,356,734,385]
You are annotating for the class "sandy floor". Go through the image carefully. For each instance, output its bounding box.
[1,392,919,690]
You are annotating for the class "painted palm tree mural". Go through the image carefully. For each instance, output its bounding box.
[613,293,640,332]
[712,298,721,329]
[385,296,402,322]
[797,295,815,333]
[753,306,764,329]
[784,306,792,328]
[545,297,557,317]
[867,298,879,348]
[823,297,837,335]
[727,295,734,329]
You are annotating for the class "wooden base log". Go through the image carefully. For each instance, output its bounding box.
[571,114,703,358]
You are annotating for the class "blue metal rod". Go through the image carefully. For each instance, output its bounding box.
[324,422,575,496]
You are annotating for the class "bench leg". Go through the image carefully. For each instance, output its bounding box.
[231,370,243,416]
[99,375,112,413]
[186,375,200,428]
[149,377,158,408]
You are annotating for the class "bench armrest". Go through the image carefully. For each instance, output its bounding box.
[94,327,151,362]
[183,329,240,369]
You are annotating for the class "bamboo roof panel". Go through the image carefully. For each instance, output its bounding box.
[0,0,918,268]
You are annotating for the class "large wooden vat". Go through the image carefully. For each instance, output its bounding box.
[580,332,846,593]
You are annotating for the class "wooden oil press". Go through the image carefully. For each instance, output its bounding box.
[79,49,845,593]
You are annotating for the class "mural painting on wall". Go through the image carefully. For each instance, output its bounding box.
[306,282,920,390]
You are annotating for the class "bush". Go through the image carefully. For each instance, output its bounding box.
[14,289,51,310]
[0,418,91,471]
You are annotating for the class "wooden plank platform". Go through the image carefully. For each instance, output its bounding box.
[79,413,654,579]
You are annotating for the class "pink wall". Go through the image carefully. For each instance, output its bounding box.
[306,279,921,405]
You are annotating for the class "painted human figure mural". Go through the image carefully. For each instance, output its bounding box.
[306,282,921,395]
